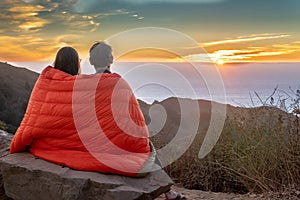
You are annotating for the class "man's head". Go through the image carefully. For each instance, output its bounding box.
[89,42,113,72]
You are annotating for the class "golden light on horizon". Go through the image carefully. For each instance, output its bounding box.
[216,59,224,66]
[1,35,300,62]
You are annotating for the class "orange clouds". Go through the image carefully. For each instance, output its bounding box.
[109,32,300,63]
[0,36,48,61]
[0,34,86,62]
[182,33,300,63]
[18,21,49,31]
[8,4,50,31]
[183,46,299,63]
[8,5,45,13]
[202,33,291,46]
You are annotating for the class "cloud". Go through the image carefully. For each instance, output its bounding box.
[0,0,99,35]
[93,9,132,18]
[0,0,133,37]
[202,34,291,46]
[184,45,298,63]
[19,20,50,31]
[0,33,86,61]
[131,14,144,20]
[51,11,101,32]
[0,35,51,61]
[273,43,300,50]
[55,34,83,48]
[8,4,45,12]
[0,3,54,34]
[0,0,133,61]
[194,33,300,62]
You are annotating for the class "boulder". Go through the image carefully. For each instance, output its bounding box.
[0,130,173,200]
[0,130,13,200]
[0,130,12,158]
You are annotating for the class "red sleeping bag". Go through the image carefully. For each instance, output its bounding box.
[10,66,155,177]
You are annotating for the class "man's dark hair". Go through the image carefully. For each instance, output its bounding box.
[89,42,101,53]
[54,46,79,76]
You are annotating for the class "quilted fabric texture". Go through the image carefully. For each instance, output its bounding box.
[10,66,153,176]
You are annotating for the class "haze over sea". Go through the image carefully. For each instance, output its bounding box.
[11,61,300,108]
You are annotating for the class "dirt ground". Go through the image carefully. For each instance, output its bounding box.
[156,185,300,200]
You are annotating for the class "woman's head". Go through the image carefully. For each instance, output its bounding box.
[54,46,80,75]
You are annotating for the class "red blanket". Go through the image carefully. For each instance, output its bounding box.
[10,66,154,176]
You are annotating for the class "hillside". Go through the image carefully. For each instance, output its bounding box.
[0,63,299,197]
[0,62,39,133]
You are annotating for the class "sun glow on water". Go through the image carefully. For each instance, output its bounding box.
[216,59,224,66]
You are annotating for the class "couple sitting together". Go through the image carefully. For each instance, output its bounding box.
[10,42,186,200]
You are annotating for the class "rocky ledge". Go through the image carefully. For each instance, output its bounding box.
[0,130,173,200]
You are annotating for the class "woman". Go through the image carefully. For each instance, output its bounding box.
[10,46,154,177]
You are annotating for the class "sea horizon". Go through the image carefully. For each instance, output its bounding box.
[8,61,300,109]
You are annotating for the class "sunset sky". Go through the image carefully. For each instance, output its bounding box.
[0,0,300,63]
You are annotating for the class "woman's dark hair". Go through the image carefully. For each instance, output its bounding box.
[54,47,79,75]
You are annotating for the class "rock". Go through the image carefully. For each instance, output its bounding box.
[0,130,12,158]
[1,173,12,200]
[249,193,257,198]
[0,131,173,200]
[0,130,13,200]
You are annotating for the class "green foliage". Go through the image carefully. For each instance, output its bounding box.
[0,120,8,131]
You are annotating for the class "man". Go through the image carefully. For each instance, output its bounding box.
[89,42,186,200]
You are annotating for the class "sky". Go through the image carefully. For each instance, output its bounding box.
[0,0,300,64]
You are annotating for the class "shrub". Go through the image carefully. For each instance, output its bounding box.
[0,120,8,131]
[153,105,300,194]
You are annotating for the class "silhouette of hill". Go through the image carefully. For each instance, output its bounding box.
[1,63,299,195]
[0,62,39,133]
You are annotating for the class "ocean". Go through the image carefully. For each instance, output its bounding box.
[11,61,300,109]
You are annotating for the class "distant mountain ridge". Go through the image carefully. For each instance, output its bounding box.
[0,62,39,133]
[0,62,215,135]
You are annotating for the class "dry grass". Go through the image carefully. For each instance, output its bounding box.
[153,105,300,194]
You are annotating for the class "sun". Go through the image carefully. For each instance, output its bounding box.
[216,59,224,66]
